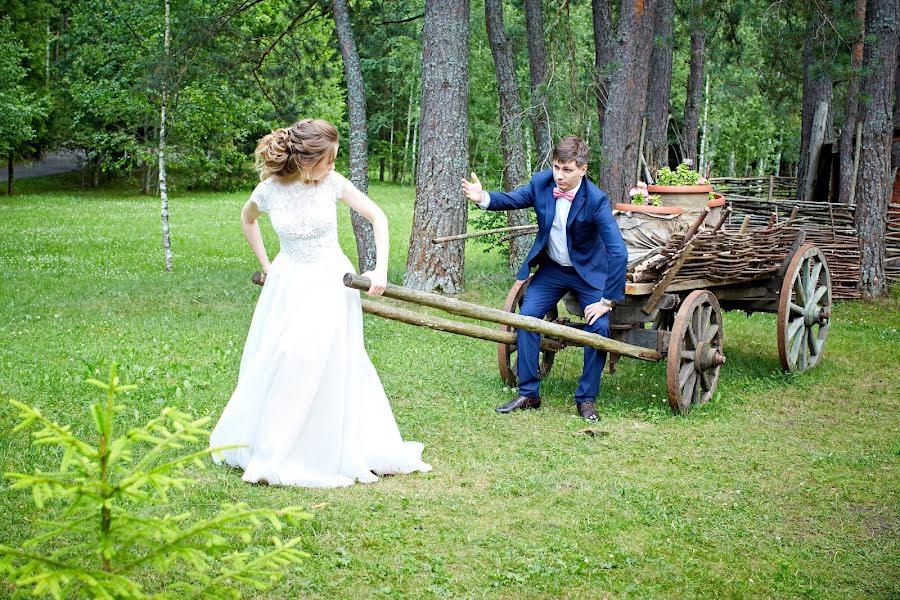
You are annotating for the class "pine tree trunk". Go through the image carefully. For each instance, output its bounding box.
[839,0,868,204]
[683,0,705,166]
[797,10,833,203]
[524,0,551,170]
[592,0,615,136]
[645,0,674,175]
[159,0,173,272]
[485,0,531,272]
[332,0,377,273]
[404,0,469,294]
[854,0,898,298]
[600,0,656,206]
[891,38,899,173]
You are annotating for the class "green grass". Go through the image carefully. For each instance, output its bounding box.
[1,175,898,598]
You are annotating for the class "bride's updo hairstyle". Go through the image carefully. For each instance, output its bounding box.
[254,118,339,183]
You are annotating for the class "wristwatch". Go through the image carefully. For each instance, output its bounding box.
[600,298,615,309]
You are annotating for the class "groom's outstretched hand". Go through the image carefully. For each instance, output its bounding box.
[360,270,387,296]
[461,172,484,203]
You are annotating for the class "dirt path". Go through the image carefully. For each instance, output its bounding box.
[0,151,83,181]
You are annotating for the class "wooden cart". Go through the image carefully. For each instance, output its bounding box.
[257,205,832,415]
[493,207,833,414]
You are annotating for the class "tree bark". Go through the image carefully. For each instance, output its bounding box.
[797,10,833,203]
[7,154,13,195]
[645,0,674,175]
[592,0,615,136]
[893,44,900,172]
[854,0,898,298]
[404,0,469,293]
[332,0,377,273]
[523,0,551,170]
[600,0,656,206]
[484,0,531,272]
[838,0,868,204]
[159,0,173,272]
[683,0,705,166]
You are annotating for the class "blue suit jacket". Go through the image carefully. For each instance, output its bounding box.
[485,170,628,301]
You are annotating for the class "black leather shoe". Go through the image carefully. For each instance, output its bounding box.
[495,395,541,414]
[577,401,599,422]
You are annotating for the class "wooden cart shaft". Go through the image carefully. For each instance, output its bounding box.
[344,274,661,362]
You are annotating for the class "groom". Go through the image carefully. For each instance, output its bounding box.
[461,136,627,421]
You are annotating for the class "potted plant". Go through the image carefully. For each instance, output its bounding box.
[613,182,685,265]
[647,160,725,219]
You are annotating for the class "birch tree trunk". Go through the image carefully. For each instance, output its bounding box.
[485,0,531,272]
[683,0,705,166]
[524,0,551,170]
[797,10,833,203]
[600,0,656,206]
[645,0,674,175]
[159,0,173,272]
[401,79,415,185]
[592,0,615,136]
[839,0,868,204]
[332,0,376,273]
[854,0,898,298]
[404,0,469,293]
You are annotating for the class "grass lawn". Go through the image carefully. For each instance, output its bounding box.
[0,175,898,598]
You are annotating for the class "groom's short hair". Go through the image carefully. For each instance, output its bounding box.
[553,136,590,167]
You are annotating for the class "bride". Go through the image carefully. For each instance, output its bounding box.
[210,118,431,487]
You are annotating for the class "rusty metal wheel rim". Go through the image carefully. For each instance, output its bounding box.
[666,290,725,415]
[497,277,557,387]
[777,244,832,372]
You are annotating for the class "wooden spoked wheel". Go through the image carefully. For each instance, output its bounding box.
[497,277,558,387]
[777,244,832,372]
[666,290,726,415]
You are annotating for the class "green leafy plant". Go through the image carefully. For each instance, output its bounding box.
[468,203,538,257]
[0,363,311,599]
[655,160,709,187]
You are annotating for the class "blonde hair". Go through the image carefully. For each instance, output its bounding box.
[254,118,339,182]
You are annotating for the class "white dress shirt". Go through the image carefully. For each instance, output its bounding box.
[478,180,582,267]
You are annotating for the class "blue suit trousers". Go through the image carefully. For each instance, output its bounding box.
[517,260,609,403]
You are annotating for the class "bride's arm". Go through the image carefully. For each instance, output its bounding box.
[338,180,388,296]
[241,200,271,274]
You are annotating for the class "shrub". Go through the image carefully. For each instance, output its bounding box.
[0,363,311,599]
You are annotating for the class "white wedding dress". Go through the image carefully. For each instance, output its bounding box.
[210,171,431,487]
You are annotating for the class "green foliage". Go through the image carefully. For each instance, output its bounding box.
[655,162,706,186]
[0,18,49,160]
[0,363,311,599]
[468,203,538,258]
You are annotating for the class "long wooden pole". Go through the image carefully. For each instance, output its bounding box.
[361,300,564,352]
[344,274,661,361]
[432,224,537,244]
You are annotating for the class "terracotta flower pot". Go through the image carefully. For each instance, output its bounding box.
[647,183,714,216]
[707,193,726,208]
[613,203,684,215]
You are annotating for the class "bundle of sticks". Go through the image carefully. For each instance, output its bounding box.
[629,219,798,286]
[887,202,900,285]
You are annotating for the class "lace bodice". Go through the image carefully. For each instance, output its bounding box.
[250,172,344,262]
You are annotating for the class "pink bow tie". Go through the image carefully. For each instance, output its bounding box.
[552,187,575,202]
